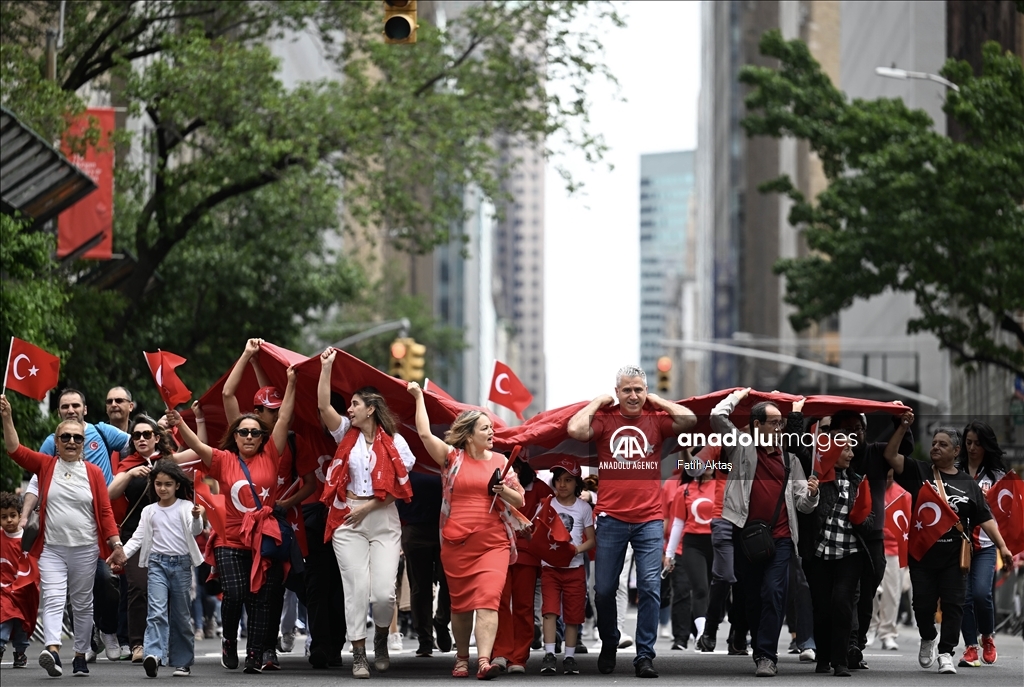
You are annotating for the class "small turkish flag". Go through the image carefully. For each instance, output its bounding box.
[908,482,959,562]
[812,430,845,482]
[488,360,533,420]
[144,349,192,408]
[526,496,576,567]
[849,478,872,525]
[3,337,60,401]
[986,471,1024,556]
[193,471,227,538]
[884,490,912,567]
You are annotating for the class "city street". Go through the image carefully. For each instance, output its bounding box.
[2,610,1020,685]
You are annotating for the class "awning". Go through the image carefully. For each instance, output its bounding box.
[0,105,97,225]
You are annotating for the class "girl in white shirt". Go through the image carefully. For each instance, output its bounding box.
[111,460,204,678]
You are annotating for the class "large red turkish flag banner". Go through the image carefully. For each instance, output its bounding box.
[3,337,61,401]
[908,482,960,562]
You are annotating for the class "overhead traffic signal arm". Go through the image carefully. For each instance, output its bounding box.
[384,0,418,44]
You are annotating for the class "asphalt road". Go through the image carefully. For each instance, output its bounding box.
[1,618,1020,685]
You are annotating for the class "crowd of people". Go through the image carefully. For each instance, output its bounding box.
[0,346,1020,680]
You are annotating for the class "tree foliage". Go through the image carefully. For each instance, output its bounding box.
[740,31,1024,377]
[0,0,622,415]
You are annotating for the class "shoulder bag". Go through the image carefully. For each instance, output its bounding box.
[739,452,790,564]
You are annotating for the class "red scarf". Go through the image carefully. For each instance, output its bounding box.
[320,425,413,542]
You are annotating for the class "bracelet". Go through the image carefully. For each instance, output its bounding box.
[196,419,205,424]
[112,542,123,548]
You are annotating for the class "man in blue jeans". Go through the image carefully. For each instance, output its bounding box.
[568,366,695,678]
[712,388,818,677]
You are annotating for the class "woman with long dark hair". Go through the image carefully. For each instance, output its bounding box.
[408,382,526,680]
[317,348,415,679]
[108,413,199,662]
[955,421,1008,667]
[166,368,296,674]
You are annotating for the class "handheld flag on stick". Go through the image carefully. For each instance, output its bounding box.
[488,361,533,420]
[144,350,192,408]
[3,337,60,400]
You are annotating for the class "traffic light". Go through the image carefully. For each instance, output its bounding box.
[383,0,418,44]
[656,356,672,394]
[389,337,427,381]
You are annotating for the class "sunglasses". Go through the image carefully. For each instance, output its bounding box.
[106,397,130,405]
[235,428,266,438]
[132,430,155,441]
[58,433,86,445]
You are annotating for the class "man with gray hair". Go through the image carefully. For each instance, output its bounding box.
[568,365,696,678]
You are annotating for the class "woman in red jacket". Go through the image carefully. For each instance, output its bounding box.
[1,394,126,679]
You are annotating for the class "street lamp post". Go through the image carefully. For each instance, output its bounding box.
[874,66,960,92]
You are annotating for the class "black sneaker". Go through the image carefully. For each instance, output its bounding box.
[670,641,686,651]
[13,650,28,668]
[541,652,557,674]
[787,640,799,654]
[575,640,588,655]
[73,654,90,675]
[696,634,716,652]
[532,625,543,651]
[172,666,191,677]
[563,656,580,675]
[597,643,616,674]
[243,650,263,674]
[39,649,63,677]
[847,646,863,667]
[308,646,329,669]
[144,654,159,678]
[634,657,658,678]
[434,619,453,653]
[262,649,280,671]
[221,639,239,670]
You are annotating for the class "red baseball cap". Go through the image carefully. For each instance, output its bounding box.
[551,458,581,476]
[253,386,283,410]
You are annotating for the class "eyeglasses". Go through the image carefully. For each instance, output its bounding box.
[58,433,86,444]
[235,428,266,438]
[131,430,154,441]
[764,420,786,429]
[106,397,129,405]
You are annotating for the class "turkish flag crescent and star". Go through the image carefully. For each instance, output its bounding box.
[986,471,1024,556]
[884,490,913,567]
[908,482,960,562]
[3,337,61,401]
[488,360,533,420]
[525,495,576,567]
[144,350,192,408]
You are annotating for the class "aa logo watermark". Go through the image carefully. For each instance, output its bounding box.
[609,425,651,462]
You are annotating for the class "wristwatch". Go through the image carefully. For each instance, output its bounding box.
[112,542,123,548]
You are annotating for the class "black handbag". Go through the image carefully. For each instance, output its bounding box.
[237,456,294,562]
[739,453,790,564]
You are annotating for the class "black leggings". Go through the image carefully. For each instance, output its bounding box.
[682,533,713,619]
[215,547,284,657]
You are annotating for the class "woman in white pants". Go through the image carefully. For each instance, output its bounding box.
[0,395,127,678]
[317,348,415,678]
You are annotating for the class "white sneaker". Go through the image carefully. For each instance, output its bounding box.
[799,648,816,662]
[618,634,634,649]
[919,638,937,668]
[937,653,956,674]
[102,633,121,661]
[881,637,899,651]
[659,625,672,639]
[388,632,403,652]
[278,630,295,653]
[85,648,97,663]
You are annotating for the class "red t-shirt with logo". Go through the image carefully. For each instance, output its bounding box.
[672,476,716,535]
[591,407,676,524]
[208,443,281,549]
[746,448,790,539]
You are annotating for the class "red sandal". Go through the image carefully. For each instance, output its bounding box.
[477,657,500,680]
[452,654,470,678]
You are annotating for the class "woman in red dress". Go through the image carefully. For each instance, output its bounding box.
[407,383,526,680]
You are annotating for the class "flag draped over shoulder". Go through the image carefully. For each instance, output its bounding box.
[909,483,959,561]
[986,471,1024,556]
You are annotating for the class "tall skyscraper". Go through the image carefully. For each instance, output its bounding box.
[639,151,696,397]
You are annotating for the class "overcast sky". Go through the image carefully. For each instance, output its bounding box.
[544,0,701,407]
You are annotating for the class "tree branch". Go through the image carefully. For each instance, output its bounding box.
[414,35,484,97]
[1000,312,1024,348]
[939,335,1024,379]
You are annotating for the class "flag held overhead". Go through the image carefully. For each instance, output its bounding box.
[3,337,61,401]
[144,349,192,408]
[488,360,533,420]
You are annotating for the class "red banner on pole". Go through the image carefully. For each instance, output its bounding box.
[58,107,115,260]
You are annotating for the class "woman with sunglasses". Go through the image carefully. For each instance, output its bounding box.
[107,410,202,663]
[0,394,127,678]
[165,367,296,674]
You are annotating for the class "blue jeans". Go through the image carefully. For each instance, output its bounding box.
[595,516,663,663]
[144,554,195,668]
[733,533,792,664]
[961,545,997,645]
[0,619,30,653]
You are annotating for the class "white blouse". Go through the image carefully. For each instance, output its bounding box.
[330,417,416,496]
[44,459,98,546]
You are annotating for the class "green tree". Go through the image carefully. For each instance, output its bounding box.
[740,31,1024,377]
[1,1,622,413]
[0,216,75,490]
